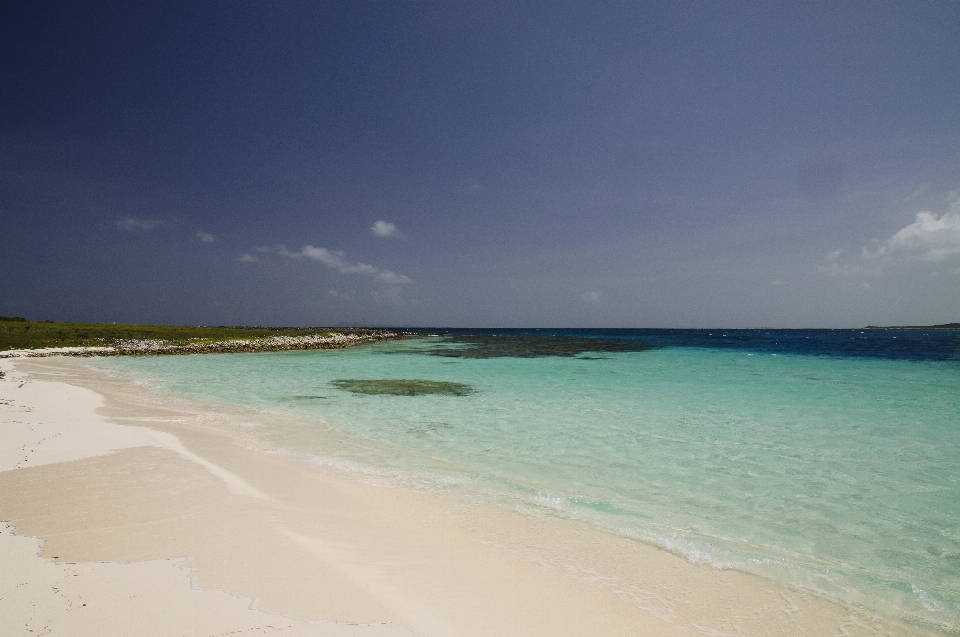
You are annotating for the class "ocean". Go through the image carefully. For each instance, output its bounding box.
[92,328,960,633]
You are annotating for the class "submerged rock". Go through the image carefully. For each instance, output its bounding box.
[330,379,475,396]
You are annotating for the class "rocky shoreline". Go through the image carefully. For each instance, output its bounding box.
[0,330,404,358]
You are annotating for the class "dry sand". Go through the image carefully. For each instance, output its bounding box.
[0,357,927,636]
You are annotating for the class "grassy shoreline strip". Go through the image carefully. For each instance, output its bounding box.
[0,319,403,356]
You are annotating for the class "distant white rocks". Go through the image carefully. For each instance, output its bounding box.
[0,331,402,358]
[0,346,117,358]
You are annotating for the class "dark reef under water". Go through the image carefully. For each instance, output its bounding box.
[331,379,475,396]
[390,328,960,362]
[410,334,661,359]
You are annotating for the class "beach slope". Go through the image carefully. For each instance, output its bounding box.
[0,358,924,637]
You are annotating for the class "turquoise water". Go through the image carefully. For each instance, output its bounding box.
[94,334,960,633]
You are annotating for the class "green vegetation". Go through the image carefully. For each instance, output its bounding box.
[0,319,372,351]
[330,379,475,396]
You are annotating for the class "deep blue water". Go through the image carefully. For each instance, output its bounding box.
[394,327,960,362]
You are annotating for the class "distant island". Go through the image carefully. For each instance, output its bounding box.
[864,323,960,329]
[0,317,403,356]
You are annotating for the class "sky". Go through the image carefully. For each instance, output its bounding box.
[2,1,959,328]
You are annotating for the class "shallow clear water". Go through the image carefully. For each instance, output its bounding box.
[94,330,960,633]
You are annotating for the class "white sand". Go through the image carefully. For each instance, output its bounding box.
[0,523,409,636]
[1,361,393,636]
[1,369,158,471]
[0,358,926,637]
[0,346,116,359]
[0,365,266,498]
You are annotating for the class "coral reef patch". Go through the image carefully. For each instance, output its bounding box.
[330,379,475,396]
[418,334,659,358]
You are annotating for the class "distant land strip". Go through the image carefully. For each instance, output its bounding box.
[864,323,960,329]
[0,318,404,357]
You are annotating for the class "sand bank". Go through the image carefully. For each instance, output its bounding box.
[0,358,926,636]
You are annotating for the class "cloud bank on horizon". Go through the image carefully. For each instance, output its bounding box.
[2,2,959,327]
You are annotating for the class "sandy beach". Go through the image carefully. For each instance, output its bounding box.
[0,356,927,637]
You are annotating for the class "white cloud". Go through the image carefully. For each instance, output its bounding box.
[197,231,217,243]
[116,217,162,232]
[861,209,960,262]
[378,270,411,284]
[253,244,412,284]
[299,246,411,283]
[372,220,401,239]
[238,253,258,263]
[326,289,356,300]
[818,196,960,278]
[581,291,601,303]
[817,248,867,277]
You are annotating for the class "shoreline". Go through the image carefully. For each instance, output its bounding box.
[0,330,405,358]
[0,356,933,636]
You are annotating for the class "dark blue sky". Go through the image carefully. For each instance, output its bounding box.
[3,1,959,327]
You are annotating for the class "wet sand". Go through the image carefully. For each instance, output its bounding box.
[0,357,926,636]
